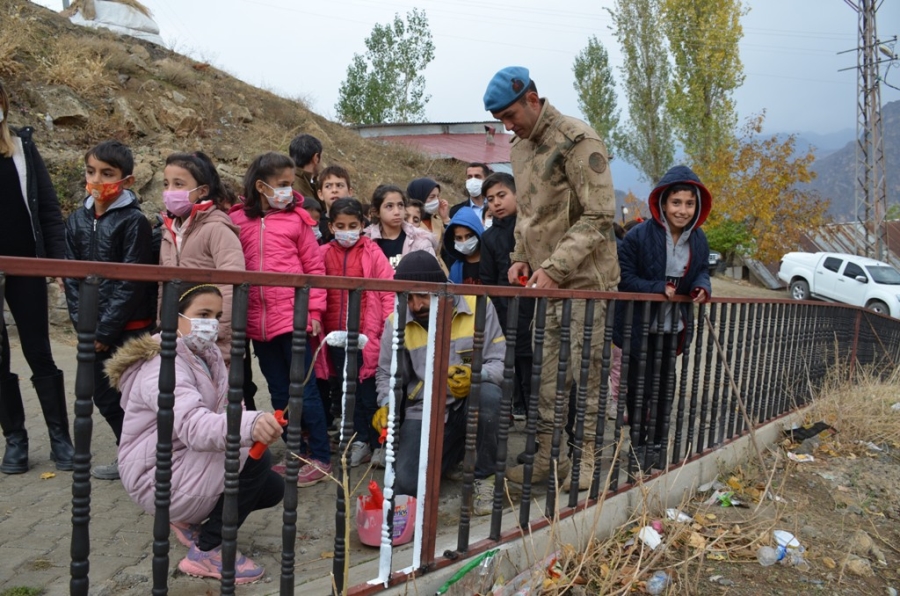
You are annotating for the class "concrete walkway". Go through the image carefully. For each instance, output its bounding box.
[0,330,532,596]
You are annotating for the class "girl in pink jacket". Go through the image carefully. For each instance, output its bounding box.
[230,152,332,488]
[109,285,283,584]
[159,151,245,366]
[321,198,395,467]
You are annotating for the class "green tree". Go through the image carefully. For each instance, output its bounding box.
[335,9,435,124]
[609,0,675,184]
[662,0,746,167]
[572,36,619,155]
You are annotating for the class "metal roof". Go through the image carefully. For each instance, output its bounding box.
[802,221,900,270]
[375,133,512,166]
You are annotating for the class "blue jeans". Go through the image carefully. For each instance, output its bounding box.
[253,333,331,463]
[394,382,502,497]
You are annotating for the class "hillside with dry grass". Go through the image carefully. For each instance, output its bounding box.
[0,0,464,216]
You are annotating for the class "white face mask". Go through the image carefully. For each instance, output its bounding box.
[178,315,219,352]
[0,110,4,124]
[261,181,293,210]
[465,178,483,198]
[334,229,360,248]
[312,225,323,240]
[454,236,479,255]
[483,218,493,230]
[424,199,440,214]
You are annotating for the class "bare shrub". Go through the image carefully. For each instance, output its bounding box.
[39,35,115,95]
[155,58,196,87]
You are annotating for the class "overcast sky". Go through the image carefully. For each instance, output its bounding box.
[31,0,900,196]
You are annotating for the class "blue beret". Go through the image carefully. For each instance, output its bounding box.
[483,66,531,112]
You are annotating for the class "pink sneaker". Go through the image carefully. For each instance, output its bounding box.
[177,543,264,584]
[271,457,287,476]
[170,521,200,547]
[297,460,332,487]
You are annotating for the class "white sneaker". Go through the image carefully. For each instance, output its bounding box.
[370,447,386,468]
[349,441,371,467]
[472,475,495,516]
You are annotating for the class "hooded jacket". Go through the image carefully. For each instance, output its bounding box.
[108,334,262,524]
[4,127,66,259]
[479,214,535,357]
[64,190,156,345]
[159,204,245,365]
[613,165,712,350]
[319,236,395,380]
[229,204,326,342]
[442,207,485,284]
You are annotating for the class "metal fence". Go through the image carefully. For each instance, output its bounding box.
[1,256,899,596]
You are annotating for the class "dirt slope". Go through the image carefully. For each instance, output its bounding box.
[0,0,464,216]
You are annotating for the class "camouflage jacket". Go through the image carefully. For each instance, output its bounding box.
[510,100,619,290]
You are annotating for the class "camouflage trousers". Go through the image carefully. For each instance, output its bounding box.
[535,298,607,442]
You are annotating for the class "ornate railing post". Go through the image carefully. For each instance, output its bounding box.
[70,276,100,596]
[152,280,180,595]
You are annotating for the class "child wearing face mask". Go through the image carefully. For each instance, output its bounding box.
[159,152,245,366]
[442,207,485,285]
[64,140,157,481]
[229,152,333,487]
[406,178,447,253]
[320,198,395,467]
[108,284,284,584]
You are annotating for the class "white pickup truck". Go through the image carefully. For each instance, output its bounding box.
[777,252,900,317]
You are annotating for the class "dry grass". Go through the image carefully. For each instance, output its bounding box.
[39,35,115,95]
[804,365,900,448]
[79,36,134,73]
[155,58,197,87]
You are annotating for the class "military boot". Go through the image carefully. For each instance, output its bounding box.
[0,374,29,474]
[506,434,570,486]
[33,370,74,471]
[562,453,597,492]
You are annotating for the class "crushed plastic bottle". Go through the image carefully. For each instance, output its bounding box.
[646,570,671,595]
[757,545,780,567]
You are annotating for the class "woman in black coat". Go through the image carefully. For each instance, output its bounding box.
[0,80,74,474]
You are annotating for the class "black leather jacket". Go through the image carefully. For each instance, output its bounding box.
[7,127,66,259]
[63,191,156,345]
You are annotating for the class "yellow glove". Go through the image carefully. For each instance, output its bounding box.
[372,406,388,432]
[446,364,472,399]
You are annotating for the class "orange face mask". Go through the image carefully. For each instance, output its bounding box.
[86,180,125,203]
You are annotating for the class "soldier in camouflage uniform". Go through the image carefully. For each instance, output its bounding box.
[483,67,619,491]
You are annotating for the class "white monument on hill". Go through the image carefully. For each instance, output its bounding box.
[65,0,163,46]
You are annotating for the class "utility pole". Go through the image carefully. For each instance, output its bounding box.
[839,1,896,261]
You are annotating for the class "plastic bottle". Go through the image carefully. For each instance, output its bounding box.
[646,570,670,595]
[756,545,779,567]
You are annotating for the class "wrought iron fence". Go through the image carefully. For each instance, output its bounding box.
[1,256,899,595]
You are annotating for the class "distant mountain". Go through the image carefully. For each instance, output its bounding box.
[805,99,900,218]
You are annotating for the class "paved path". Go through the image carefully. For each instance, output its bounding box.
[0,330,532,596]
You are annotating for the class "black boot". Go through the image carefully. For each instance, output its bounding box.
[32,371,74,471]
[0,374,29,474]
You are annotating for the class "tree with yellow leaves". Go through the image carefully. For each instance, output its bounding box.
[695,114,829,264]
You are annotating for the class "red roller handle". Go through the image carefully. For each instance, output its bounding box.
[249,409,287,459]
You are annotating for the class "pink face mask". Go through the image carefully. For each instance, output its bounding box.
[163,188,200,218]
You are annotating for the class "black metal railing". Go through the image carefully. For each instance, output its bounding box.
[2,256,900,596]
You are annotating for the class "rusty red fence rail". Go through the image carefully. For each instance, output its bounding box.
[2,256,899,595]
